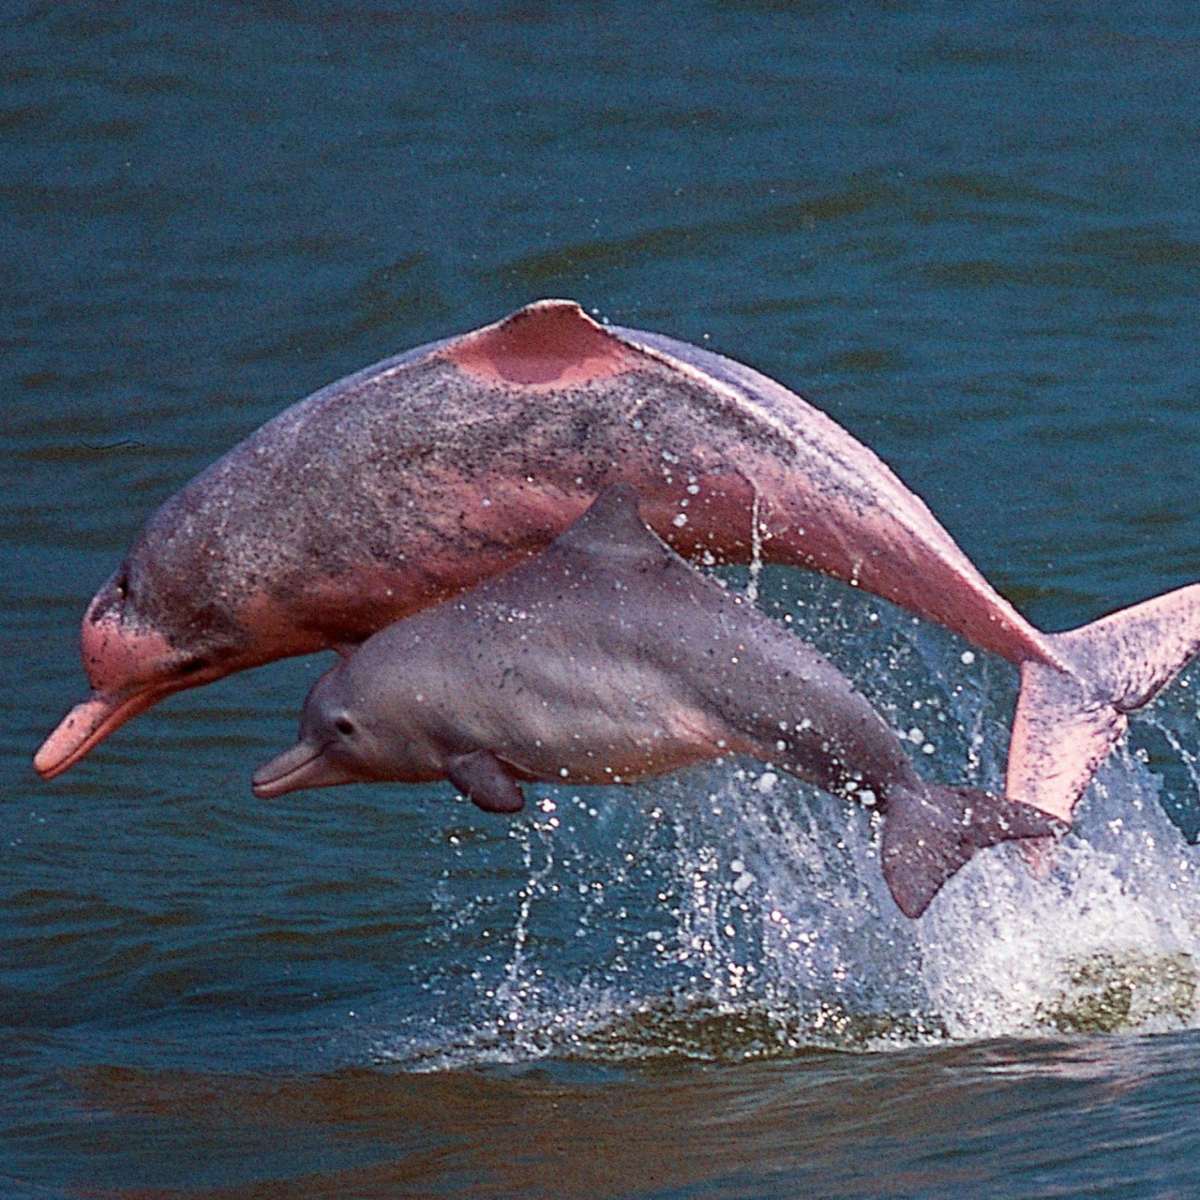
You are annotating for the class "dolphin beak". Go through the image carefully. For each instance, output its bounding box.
[34,687,167,781]
[252,740,357,799]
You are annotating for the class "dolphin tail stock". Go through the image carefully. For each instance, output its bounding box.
[1006,583,1200,825]
[880,784,1065,918]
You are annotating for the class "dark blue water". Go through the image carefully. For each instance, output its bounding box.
[5,3,1200,1196]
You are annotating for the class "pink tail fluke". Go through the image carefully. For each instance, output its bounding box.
[1007,583,1200,823]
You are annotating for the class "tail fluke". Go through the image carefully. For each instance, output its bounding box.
[1006,662,1127,824]
[881,784,1066,918]
[1007,583,1200,823]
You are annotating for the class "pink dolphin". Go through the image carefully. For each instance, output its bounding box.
[35,300,1200,824]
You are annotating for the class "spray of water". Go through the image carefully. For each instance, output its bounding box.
[745,487,763,606]
[377,571,1200,1070]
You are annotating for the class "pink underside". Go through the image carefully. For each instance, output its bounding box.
[237,472,769,651]
[642,462,1047,665]
[236,589,340,656]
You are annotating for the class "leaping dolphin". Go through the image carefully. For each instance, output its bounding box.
[35,300,1200,826]
[252,486,1065,918]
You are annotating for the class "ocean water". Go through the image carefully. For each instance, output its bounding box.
[5,3,1200,1197]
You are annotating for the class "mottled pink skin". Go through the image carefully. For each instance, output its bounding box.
[36,606,261,779]
[35,300,1200,824]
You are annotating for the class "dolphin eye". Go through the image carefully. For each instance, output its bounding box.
[335,717,356,736]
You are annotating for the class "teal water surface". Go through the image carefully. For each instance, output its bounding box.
[4,3,1200,1197]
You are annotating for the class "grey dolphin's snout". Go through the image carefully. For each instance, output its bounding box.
[252,740,358,799]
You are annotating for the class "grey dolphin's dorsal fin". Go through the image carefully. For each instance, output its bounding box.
[447,749,525,814]
[552,484,671,565]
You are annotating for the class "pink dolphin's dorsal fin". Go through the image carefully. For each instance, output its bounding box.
[444,299,636,387]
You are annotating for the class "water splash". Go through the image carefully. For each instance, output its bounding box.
[375,574,1200,1071]
[495,818,558,1019]
[745,486,764,605]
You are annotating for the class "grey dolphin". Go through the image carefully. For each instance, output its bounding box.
[253,486,1063,918]
[38,301,1200,833]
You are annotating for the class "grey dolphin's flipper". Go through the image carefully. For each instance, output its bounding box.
[880,784,1068,918]
[447,750,526,814]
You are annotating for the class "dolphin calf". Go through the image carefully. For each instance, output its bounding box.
[36,300,1200,826]
[252,486,1063,918]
